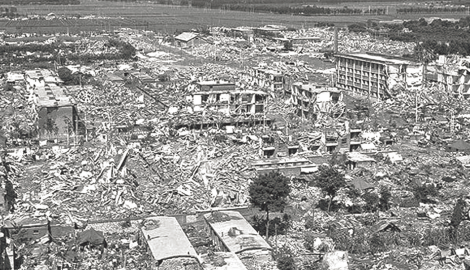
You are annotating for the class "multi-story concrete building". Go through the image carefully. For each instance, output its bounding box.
[24,70,77,139]
[290,82,342,119]
[186,81,267,116]
[335,53,423,99]
[249,67,284,92]
[428,55,470,98]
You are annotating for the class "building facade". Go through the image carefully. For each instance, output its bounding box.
[187,81,267,116]
[428,55,470,98]
[335,53,423,99]
[290,82,342,119]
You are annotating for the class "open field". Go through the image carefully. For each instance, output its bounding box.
[7,0,470,33]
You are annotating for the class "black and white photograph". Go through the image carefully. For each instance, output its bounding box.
[0,0,468,269]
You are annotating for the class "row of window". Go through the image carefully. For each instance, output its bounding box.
[340,58,385,70]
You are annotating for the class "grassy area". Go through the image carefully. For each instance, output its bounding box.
[10,0,469,34]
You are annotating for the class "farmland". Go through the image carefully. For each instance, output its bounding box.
[5,0,469,34]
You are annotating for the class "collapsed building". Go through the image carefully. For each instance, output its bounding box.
[204,211,272,268]
[247,67,284,92]
[25,70,77,140]
[174,32,202,48]
[428,55,470,98]
[335,52,424,99]
[289,82,343,119]
[186,81,267,115]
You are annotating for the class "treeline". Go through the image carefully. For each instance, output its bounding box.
[0,0,79,4]
[397,6,468,14]
[0,43,59,54]
[184,0,386,15]
[383,17,470,57]
[0,7,17,13]
[0,39,135,65]
[0,0,80,4]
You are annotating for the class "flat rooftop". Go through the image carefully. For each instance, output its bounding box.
[141,217,199,262]
[196,81,235,86]
[295,83,341,94]
[192,90,267,95]
[336,53,415,65]
[36,84,73,107]
[204,211,271,254]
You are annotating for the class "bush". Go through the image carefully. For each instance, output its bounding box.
[362,192,379,212]
[348,23,367,33]
[399,198,420,208]
[347,204,362,214]
[379,187,392,211]
[318,199,341,212]
[277,256,296,270]
[442,176,456,182]
[369,233,387,254]
[273,245,296,270]
[412,184,439,203]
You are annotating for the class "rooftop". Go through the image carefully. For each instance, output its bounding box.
[36,84,73,107]
[175,32,199,42]
[24,69,54,80]
[204,211,271,254]
[140,217,199,262]
[192,90,267,95]
[196,81,235,86]
[6,72,24,82]
[336,53,415,65]
[294,83,341,94]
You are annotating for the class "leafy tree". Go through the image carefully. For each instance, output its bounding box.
[249,171,291,239]
[310,165,346,212]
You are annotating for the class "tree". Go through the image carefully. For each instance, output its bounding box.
[450,198,466,243]
[249,171,291,239]
[310,165,346,212]
[57,67,79,85]
[5,180,16,213]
